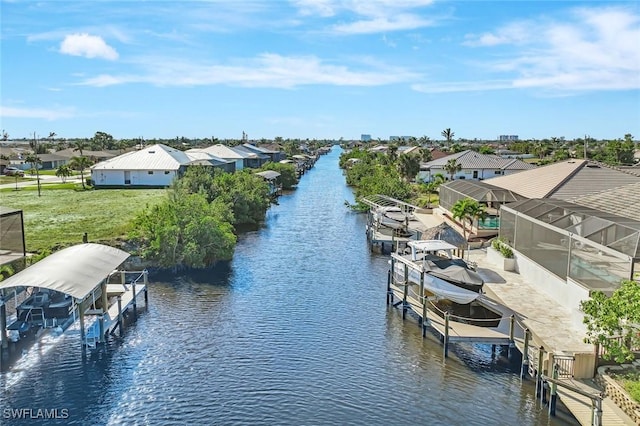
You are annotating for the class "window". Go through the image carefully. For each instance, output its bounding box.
[494,170,502,175]
[164,171,170,175]
[148,171,154,175]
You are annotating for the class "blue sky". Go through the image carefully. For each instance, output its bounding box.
[1,0,639,141]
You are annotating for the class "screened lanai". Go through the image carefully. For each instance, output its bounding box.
[0,207,26,266]
[500,198,640,294]
[438,180,526,232]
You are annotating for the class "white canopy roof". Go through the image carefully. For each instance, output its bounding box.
[255,170,280,180]
[0,243,129,300]
[408,240,458,252]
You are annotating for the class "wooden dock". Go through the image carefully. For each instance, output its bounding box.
[83,279,147,349]
[390,284,512,347]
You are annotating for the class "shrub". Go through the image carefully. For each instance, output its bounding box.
[499,245,514,259]
[492,238,514,258]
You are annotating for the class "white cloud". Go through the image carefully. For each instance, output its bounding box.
[291,0,436,33]
[0,106,75,120]
[59,33,118,60]
[77,53,420,88]
[412,80,514,94]
[463,22,530,47]
[430,5,640,94]
[333,14,434,34]
[293,0,336,17]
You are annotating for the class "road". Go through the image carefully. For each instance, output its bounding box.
[0,174,83,190]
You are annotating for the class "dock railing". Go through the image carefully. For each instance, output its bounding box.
[540,367,604,426]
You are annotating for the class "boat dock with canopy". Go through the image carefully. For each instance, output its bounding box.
[0,243,148,355]
[387,247,517,358]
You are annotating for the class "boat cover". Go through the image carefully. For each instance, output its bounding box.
[0,243,129,300]
[393,262,479,305]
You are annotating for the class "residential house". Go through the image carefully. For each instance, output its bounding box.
[38,153,68,170]
[54,148,116,163]
[91,144,190,187]
[232,145,271,168]
[241,143,286,162]
[189,144,246,171]
[418,150,536,182]
[185,151,236,173]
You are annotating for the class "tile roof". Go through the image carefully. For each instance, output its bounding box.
[571,181,640,222]
[91,144,190,170]
[486,160,586,198]
[486,160,640,200]
[421,150,536,171]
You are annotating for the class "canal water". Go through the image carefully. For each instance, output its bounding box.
[0,147,574,425]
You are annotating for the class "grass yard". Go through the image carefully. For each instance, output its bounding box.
[1,188,167,253]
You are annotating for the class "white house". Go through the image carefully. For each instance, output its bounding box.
[91,144,190,187]
[418,150,536,182]
[188,145,245,171]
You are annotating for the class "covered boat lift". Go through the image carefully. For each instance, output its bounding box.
[0,243,147,352]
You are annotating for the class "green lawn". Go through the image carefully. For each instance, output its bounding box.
[1,188,167,252]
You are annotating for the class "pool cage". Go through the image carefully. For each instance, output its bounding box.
[499,199,639,294]
[0,207,26,265]
[438,180,526,233]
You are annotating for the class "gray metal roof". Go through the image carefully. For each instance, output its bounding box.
[195,144,248,160]
[92,144,190,171]
[504,198,640,258]
[0,243,130,300]
[242,143,279,155]
[233,145,269,159]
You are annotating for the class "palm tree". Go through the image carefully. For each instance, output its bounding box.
[24,153,41,175]
[69,156,93,189]
[441,128,455,148]
[56,164,72,183]
[73,139,89,156]
[443,158,462,181]
[451,198,486,242]
[422,174,445,208]
[397,153,420,182]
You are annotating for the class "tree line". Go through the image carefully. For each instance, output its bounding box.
[129,165,278,270]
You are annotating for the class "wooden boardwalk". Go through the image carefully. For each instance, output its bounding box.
[555,379,636,426]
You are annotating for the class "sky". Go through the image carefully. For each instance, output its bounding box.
[1,0,639,141]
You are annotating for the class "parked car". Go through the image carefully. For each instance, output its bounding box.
[3,167,25,177]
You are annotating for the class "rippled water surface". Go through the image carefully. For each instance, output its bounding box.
[0,147,574,425]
